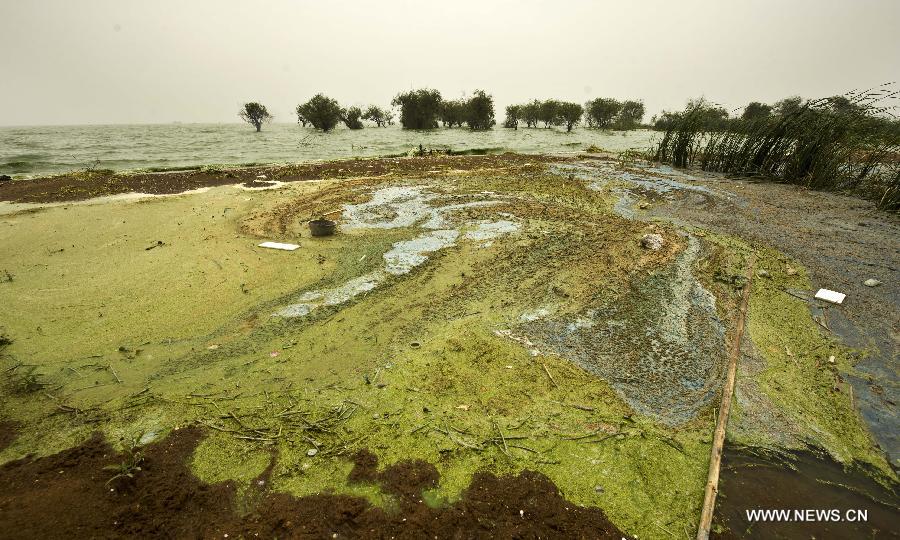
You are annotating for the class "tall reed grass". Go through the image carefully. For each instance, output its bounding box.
[654,85,900,211]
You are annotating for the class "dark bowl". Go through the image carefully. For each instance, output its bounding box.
[308,219,337,237]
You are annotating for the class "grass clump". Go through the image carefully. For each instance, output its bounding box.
[104,434,145,486]
[654,86,900,210]
[7,365,48,394]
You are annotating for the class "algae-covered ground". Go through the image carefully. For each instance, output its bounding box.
[0,153,895,538]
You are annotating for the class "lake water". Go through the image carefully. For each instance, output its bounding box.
[0,123,656,178]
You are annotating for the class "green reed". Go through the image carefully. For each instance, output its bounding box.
[654,85,900,211]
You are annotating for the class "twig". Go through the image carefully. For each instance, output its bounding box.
[108,364,122,384]
[549,399,594,411]
[778,288,808,302]
[494,420,510,457]
[542,364,558,387]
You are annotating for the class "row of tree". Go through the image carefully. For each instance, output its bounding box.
[391,89,496,130]
[238,92,645,132]
[503,98,645,132]
[294,95,395,131]
[237,99,394,132]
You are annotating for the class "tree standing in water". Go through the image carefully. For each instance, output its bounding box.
[504,105,521,129]
[585,98,621,128]
[239,102,272,132]
[362,105,390,127]
[464,90,496,130]
[392,88,442,129]
[296,94,344,132]
[559,102,584,132]
[342,106,365,129]
[615,100,645,129]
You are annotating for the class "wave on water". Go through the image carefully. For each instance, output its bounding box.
[0,124,656,178]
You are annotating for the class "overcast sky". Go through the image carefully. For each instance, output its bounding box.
[1,0,898,126]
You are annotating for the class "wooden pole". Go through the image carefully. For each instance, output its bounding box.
[696,256,755,540]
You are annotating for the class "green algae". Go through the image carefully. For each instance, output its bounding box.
[689,230,893,481]
[742,247,892,477]
[1,159,894,540]
[192,431,271,485]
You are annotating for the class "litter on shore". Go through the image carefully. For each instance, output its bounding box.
[258,241,300,251]
[814,288,846,304]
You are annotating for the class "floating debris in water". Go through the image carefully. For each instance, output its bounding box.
[641,233,664,251]
[464,220,520,241]
[341,186,500,230]
[519,307,554,322]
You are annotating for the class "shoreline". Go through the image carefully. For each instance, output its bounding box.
[1,151,896,538]
[0,152,574,205]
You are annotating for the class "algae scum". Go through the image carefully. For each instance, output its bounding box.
[0,155,894,538]
[521,235,726,425]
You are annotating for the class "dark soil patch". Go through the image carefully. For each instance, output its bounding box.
[0,427,626,539]
[712,447,900,539]
[0,420,20,452]
[348,450,439,503]
[0,427,234,539]
[377,460,440,503]
[0,154,568,204]
[242,179,276,188]
[348,448,379,483]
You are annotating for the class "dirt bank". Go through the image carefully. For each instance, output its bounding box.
[0,427,624,539]
[0,153,567,204]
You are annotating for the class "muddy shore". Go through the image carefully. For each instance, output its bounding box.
[1,152,897,538]
[0,153,566,204]
[0,425,624,539]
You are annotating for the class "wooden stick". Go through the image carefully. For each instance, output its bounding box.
[696,255,755,540]
[542,364,558,387]
[108,364,122,384]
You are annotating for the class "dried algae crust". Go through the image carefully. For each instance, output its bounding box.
[0,155,892,539]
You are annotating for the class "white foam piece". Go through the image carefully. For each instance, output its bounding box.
[259,241,300,251]
[383,230,459,275]
[814,288,846,304]
[275,272,383,318]
[464,220,520,241]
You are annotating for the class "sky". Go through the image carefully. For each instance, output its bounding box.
[1,0,898,126]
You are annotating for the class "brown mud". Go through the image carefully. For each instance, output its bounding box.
[0,153,566,204]
[0,420,19,453]
[0,427,625,539]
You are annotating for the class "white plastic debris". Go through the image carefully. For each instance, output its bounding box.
[814,288,846,304]
[259,241,299,251]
